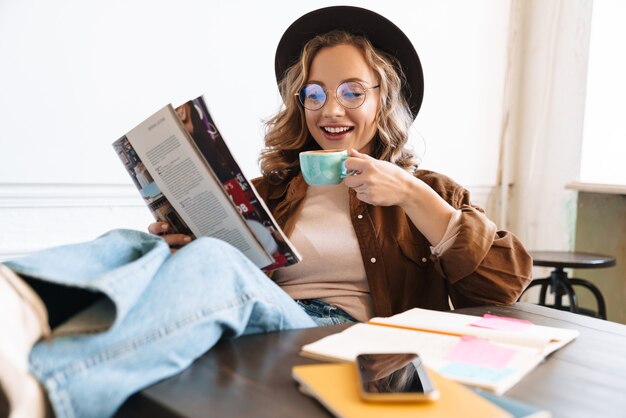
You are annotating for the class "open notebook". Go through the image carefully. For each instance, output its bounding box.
[300,308,578,394]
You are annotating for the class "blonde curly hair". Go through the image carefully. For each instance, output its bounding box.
[260,30,417,185]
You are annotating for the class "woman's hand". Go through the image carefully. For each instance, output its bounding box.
[342,148,416,207]
[342,148,456,246]
[147,221,193,253]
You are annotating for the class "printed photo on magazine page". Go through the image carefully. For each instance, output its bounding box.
[113,136,193,236]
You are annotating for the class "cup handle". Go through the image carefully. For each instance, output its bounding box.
[340,155,357,178]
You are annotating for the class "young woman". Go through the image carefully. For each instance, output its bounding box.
[153,6,532,323]
[0,6,532,418]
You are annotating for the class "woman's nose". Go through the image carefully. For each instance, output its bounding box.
[321,94,345,117]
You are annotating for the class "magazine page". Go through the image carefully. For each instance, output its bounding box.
[174,96,301,270]
[120,104,274,269]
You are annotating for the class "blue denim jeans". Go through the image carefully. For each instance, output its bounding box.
[296,299,357,327]
[5,229,317,418]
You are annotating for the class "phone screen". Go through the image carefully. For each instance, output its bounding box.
[355,353,437,399]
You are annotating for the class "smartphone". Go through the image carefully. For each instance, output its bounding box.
[355,353,439,402]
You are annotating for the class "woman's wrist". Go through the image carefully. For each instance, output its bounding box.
[399,176,457,245]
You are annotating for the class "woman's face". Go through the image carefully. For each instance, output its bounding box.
[304,44,380,154]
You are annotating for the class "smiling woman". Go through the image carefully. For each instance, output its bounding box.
[262,28,418,184]
[303,43,381,155]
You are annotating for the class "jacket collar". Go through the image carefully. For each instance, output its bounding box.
[269,173,308,202]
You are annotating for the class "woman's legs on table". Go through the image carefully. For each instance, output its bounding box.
[2,229,315,418]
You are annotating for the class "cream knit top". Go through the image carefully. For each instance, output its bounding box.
[273,184,373,321]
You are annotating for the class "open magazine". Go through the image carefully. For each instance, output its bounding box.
[112,96,300,271]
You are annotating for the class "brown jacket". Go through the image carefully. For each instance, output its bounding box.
[252,170,532,317]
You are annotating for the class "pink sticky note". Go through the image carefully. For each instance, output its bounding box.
[470,314,533,331]
[446,336,516,369]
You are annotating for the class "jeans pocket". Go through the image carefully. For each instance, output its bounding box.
[296,299,357,327]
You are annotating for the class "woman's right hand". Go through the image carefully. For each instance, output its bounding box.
[147,221,193,253]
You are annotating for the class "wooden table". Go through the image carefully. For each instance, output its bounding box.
[116,303,626,418]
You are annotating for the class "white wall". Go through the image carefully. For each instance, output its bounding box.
[0,0,511,258]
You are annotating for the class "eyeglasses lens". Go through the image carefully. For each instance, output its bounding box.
[337,82,366,108]
[299,84,326,110]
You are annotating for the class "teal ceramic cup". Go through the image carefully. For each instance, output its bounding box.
[299,149,351,186]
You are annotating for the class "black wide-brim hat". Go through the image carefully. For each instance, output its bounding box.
[275,5,424,120]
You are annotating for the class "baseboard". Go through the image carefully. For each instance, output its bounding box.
[0,183,150,261]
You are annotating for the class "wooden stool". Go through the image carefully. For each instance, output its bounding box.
[521,251,615,319]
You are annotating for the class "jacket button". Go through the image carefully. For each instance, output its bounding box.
[370,257,377,263]
[357,214,363,219]
[421,257,428,263]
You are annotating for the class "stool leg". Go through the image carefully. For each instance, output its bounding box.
[538,281,550,305]
[569,278,607,320]
[551,268,579,314]
[558,278,579,314]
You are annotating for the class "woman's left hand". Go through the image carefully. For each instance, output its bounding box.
[342,148,415,207]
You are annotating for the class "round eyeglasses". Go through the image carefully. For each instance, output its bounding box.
[295,81,380,111]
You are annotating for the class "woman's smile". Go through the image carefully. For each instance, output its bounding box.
[320,125,355,141]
